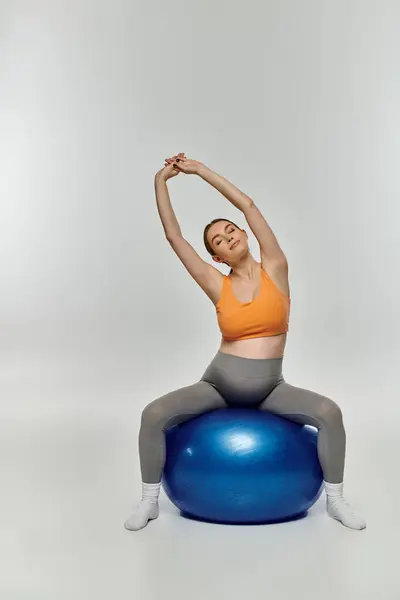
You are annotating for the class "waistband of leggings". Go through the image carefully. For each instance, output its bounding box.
[213,351,283,378]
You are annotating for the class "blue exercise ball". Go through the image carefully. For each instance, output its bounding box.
[162,408,323,524]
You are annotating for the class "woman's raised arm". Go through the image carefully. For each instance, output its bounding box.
[154,163,183,240]
[172,156,287,265]
[154,158,222,303]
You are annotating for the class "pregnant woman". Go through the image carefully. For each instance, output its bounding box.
[124,152,366,532]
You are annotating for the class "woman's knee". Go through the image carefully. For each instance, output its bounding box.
[141,399,169,430]
[317,397,344,427]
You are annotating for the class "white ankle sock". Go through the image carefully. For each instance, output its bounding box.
[324,481,344,498]
[124,482,161,531]
[142,482,161,504]
[324,481,366,530]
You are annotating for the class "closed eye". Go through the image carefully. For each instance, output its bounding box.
[216,227,235,245]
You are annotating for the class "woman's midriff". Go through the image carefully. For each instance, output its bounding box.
[219,333,287,359]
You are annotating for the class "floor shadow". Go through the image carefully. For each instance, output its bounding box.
[180,510,308,526]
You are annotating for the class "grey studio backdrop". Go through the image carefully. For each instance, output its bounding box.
[1,1,399,598]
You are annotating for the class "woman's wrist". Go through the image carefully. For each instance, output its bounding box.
[196,163,212,179]
[155,171,167,184]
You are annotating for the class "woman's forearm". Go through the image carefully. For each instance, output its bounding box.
[154,174,182,239]
[197,164,253,212]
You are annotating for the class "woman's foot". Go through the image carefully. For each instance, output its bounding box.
[124,482,161,531]
[324,481,366,530]
[124,500,159,531]
[327,497,366,530]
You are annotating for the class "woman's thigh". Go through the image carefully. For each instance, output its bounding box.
[258,380,343,428]
[141,380,229,430]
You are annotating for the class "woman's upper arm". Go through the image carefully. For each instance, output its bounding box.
[261,257,290,298]
[243,202,287,264]
[167,236,223,304]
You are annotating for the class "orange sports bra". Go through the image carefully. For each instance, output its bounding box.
[216,266,290,341]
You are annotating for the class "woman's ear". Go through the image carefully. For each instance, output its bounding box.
[212,255,224,264]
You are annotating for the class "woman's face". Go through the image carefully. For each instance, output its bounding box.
[207,221,248,265]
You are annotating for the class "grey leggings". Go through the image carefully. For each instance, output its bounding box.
[139,351,346,484]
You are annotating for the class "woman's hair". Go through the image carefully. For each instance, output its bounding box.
[203,218,242,274]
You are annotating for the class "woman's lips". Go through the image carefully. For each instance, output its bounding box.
[231,240,240,249]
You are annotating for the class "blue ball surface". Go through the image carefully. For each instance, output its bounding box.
[162,408,323,524]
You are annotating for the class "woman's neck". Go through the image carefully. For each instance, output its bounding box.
[229,257,259,281]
